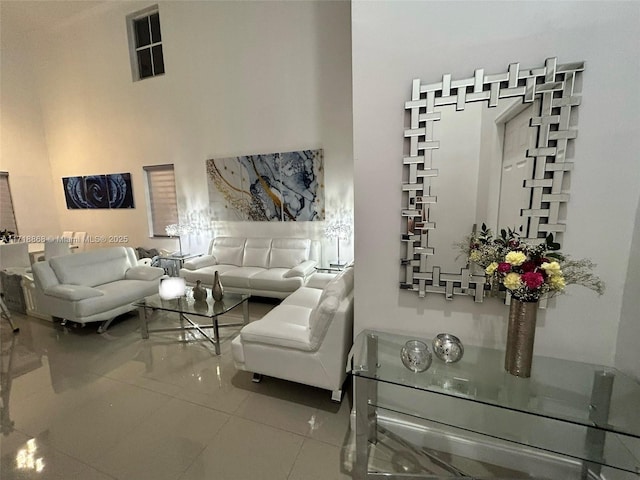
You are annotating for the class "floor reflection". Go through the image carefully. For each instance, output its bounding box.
[0,301,354,480]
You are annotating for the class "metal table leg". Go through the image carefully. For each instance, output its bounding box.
[138,305,149,339]
[0,296,19,333]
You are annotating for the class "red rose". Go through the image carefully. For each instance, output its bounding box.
[497,262,512,273]
[536,257,549,266]
[521,261,537,273]
[521,272,544,289]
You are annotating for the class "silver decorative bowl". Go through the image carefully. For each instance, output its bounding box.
[432,333,464,363]
[400,340,432,372]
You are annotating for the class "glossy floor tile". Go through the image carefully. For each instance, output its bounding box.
[0,300,354,480]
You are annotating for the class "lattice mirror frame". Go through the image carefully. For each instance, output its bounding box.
[401,57,584,300]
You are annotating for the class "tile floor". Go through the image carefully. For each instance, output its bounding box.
[0,300,354,480]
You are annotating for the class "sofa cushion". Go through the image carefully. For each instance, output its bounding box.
[242,238,272,268]
[75,279,158,317]
[50,247,132,287]
[220,267,264,288]
[249,268,305,293]
[45,284,104,301]
[269,238,310,268]
[319,266,354,303]
[308,295,341,350]
[211,237,246,266]
[308,266,354,349]
[125,265,164,281]
[240,304,314,351]
[281,286,322,308]
[305,272,337,290]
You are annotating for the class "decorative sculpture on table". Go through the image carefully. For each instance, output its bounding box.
[463,224,604,377]
[212,271,224,302]
[192,280,208,302]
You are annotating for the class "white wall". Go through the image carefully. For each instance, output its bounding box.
[616,197,640,380]
[352,1,640,367]
[0,22,61,236]
[1,0,353,263]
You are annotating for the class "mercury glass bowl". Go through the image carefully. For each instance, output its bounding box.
[432,333,464,363]
[400,340,432,373]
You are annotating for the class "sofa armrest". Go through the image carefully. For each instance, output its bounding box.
[31,261,60,291]
[125,265,165,281]
[182,255,217,271]
[283,260,317,279]
[44,284,104,301]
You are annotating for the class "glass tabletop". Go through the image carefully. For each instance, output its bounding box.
[351,330,640,440]
[134,288,249,318]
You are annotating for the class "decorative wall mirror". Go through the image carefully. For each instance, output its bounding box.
[401,57,584,300]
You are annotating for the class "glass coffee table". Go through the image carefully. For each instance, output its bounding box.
[135,288,250,355]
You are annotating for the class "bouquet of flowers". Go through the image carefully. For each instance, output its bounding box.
[463,224,604,302]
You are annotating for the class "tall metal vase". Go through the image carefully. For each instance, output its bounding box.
[212,271,224,302]
[505,299,538,378]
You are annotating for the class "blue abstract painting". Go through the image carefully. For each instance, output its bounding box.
[84,175,109,208]
[107,173,134,208]
[63,173,134,209]
[206,149,324,221]
[63,176,88,209]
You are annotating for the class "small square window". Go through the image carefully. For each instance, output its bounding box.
[127,6,165,81]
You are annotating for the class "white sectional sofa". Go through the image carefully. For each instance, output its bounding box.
[232,266,354,401]
[179,237,320,299]
[31,246,165,333]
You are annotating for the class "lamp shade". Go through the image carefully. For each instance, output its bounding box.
[159,277,186,300]
[324,220,352,240]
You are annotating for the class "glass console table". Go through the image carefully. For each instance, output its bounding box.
[351,330,640,479]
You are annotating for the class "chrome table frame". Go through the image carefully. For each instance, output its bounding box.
[136,291,250,355]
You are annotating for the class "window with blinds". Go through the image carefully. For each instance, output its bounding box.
[143,165,178,237]
[0,172,18,234]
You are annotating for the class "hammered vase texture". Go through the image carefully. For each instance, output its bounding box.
[505,299,538,378]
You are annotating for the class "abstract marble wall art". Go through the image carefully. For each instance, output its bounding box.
[107,173,135,208]
[206,149,324,221]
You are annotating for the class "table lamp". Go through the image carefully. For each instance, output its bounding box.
[324,220,352,267]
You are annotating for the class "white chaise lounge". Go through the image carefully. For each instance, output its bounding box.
[232,266,354,401]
